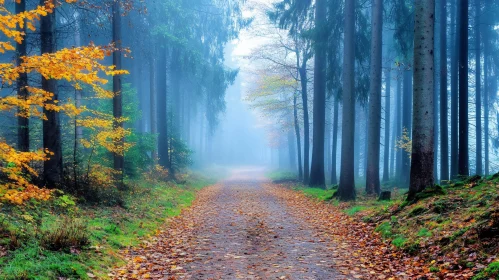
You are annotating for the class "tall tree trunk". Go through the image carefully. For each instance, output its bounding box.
[458,0,469,176]
[450,0,459,179]
[440,0,449,182]
[383,68,391,182]
[288,128,296,171]
[338,0,356,201]
[395,73,403,179]
[401,69,412,186]
[16,0,29,152]
[325,100,332,180]
[41,0,62,187]
[475,0,482,175]
[366,0,383,194]
[150,51,158,163]
[309,0,326,188]
[112,0,124,189]
[293,92,303,180]
[158,47,169,169]
[408,0,435,201]
[299,65,310,183]
[433,3,439,181]
[483,1,490,176]
[390,78,396,178]
[331,97,339,185]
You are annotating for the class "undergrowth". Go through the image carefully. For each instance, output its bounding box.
[0,172,214,279]
[273,173,499,279]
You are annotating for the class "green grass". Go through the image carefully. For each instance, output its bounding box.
[417,228,432,237]
[344,206,367,216]
[266,170,299,182]
[0,174,214,279]
[391,235,407,248]
[296,186,336,201]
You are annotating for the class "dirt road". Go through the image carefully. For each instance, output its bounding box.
[116,167,344,279]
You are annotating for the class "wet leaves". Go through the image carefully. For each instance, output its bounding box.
[113,179,488,279]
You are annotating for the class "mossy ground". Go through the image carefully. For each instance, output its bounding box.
[270,171,499,279]
[0,173,214,279]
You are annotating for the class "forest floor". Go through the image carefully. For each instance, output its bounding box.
[114,168,499,280]
[0,172,215,279]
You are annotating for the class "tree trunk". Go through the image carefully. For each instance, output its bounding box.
[150,51,158,163]
[366,0,383,194]
[309,0,327,188]
[112,0,124,189]
[483,0,490,176]
[41,0,63,187]
[440,0,449,182]
[433,5,439,181]
[408,0,435,201]
[475,0,482,175]
[16,0,29,153]
[299,65,310,183]
[338,0,356,201]
[383,68,391,182]
[293,92,303,180]
[395,73,402,179]
[331,97,339,185]
[158,47,169,169]
[458,0,469,176]
[288,128,296,171]
[325,100,331,180]
[401,69,412,186]
[450,0,459,179]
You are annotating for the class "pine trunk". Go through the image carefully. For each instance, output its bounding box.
[458,0,469,176]
[366,0,383,194]
[408,0,435,201]
[475,0,482,175]
[383,68,391,182]
[338,0,356,201]
[440,0,449,182]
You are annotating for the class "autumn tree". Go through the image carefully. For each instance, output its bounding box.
[16,0,29,153]
[40,0,63,187]
[0,0,129,203]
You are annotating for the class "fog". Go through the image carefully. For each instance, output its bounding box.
[1,0,499,197]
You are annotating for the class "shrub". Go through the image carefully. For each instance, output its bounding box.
[41,217,89,251]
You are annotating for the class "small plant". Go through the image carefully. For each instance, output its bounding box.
[409,206,427,217]
[375,221,393,238]
[473,261,499,280]
[344,206,366,216]
[392,235,407,248]
[417,228,432,237]
[429,266,440,272]
[41,217,89,251]
[449,226,470,242]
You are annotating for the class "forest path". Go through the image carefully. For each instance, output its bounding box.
[114,167,347,279]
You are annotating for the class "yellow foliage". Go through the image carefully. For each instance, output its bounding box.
[0,0,131,204]
[396,128,412,158]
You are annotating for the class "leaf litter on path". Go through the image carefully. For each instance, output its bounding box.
[113,177,474,279]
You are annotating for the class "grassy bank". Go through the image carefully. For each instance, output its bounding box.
[269,172,499,279]
[0,173,215,279]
